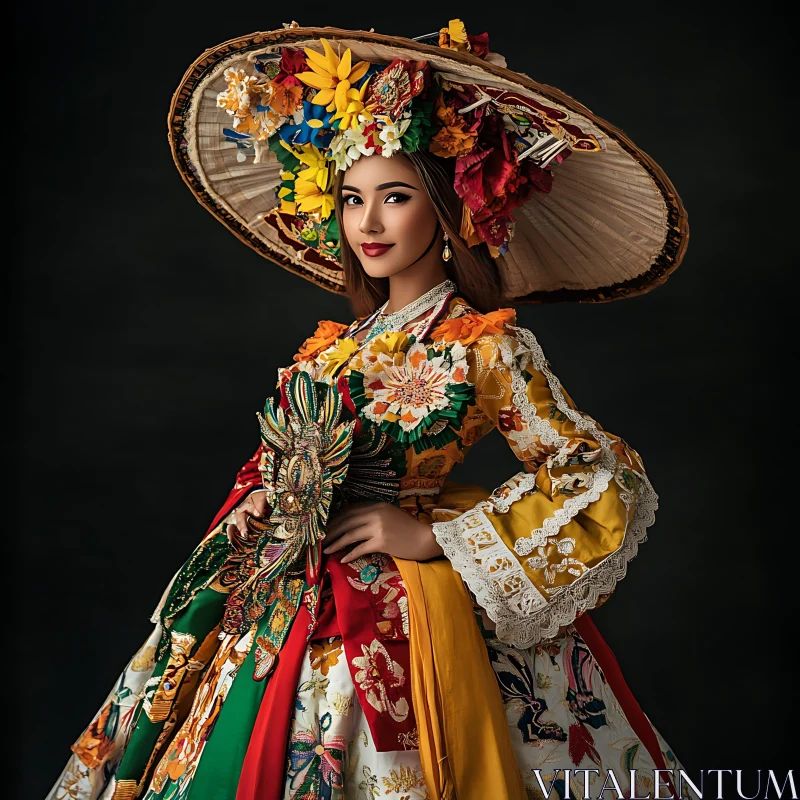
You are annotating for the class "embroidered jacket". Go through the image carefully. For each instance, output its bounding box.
[214,295,655,651]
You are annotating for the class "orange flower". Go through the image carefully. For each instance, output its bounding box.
[269,81,304,116]
[309,638,344,675]
[71,702,115,769]
[431,308,516,346]
[429,99,477,158]
[293,320,350,363]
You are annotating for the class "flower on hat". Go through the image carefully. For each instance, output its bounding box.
[293,179,335,219]
[438,19,470,51]
[268,49,310,115]
[297,39,371,114]
[454,116,553,248]
[329,125,376,172]
[429,100,478,158]
[377,116,412,157]
[279,100,335,149]
[438,18,491,58]
[401,99,434,153]
[236,105,283,141]
[217,67,264,118]
[330,79,374,132]
[366,60,428,120]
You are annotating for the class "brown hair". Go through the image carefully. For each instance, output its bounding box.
[333,150,503,318]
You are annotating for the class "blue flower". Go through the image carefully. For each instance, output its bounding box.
[279,101,334,149]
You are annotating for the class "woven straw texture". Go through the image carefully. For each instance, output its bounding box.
[169,26,689,303]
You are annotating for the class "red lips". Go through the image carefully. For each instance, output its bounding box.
[361,242,395,257]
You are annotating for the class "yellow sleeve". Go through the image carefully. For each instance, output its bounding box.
[429,324,657,648]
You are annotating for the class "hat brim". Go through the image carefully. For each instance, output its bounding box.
[168,26,689,303]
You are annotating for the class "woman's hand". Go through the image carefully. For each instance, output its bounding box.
[323,502,444,564]
[227,490,268,542]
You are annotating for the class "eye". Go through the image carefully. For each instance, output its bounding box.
[384,192,411,204]
[343,195,362,207]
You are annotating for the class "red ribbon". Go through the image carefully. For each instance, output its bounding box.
[573,614,678,797]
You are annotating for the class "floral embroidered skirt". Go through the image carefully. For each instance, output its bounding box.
[47,600,690,800]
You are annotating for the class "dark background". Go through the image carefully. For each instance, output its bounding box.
[16,3,794,797]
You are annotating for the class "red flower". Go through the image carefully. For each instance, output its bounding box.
[454,115,553,247]
[468,32,490,58]
[273,48,310,87]
[366,59,430,119]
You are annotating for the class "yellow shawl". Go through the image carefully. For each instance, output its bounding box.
[394,555,527,800]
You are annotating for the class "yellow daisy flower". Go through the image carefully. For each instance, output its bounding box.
[297,38,371,114]
[279,141,331,192]
[330,80,374,131]
[293,179,336,220]
[318,338,360,379]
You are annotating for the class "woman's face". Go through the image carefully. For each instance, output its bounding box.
[339,153,442,279]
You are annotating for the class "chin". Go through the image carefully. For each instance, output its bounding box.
[357,258,411,280]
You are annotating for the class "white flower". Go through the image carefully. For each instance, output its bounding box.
[377,117,411,158]
[217,67,261,116]
[331,126,376,173]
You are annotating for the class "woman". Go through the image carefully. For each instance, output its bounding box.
[48,21,691,800]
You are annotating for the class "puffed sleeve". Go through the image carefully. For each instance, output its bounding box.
[429,324,658,649]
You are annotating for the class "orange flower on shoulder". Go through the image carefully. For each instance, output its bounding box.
[293,319,350,363]
[430,308,516,346]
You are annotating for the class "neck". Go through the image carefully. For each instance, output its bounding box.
[384,259,449,315]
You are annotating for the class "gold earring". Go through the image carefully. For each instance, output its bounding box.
[442,231,452,262]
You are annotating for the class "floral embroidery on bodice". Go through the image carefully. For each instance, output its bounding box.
[275,295,511,517]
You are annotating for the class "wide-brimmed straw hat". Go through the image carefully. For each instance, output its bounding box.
[168,21,688,303]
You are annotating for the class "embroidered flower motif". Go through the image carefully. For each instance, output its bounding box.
[348,334,474,453]
[309,638,344,675]
[287,713,347,794]
[365,59,428,119]
[297,38,371,114]
[71,702,115,769]
[382,763,425,792]
[430,308,515,345]
[293,320,350,363]
[351,639,409,721]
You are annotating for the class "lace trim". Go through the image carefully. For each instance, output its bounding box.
[431,506,547,644]
[486,471,538,514]
[433,324,659,648]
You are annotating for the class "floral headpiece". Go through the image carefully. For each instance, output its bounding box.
[216,19,602,261]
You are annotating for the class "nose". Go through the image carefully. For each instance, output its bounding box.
[358,199,384,236]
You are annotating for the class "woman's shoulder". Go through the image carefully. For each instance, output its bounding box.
[292,318,355,364]
[429,297,518,364]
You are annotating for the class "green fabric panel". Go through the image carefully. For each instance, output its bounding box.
[184,623,268,800]
[188,579,306,800]
[114,586,227,784]
[157,533,231,659]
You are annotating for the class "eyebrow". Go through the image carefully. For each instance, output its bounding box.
[340,181,419,193]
